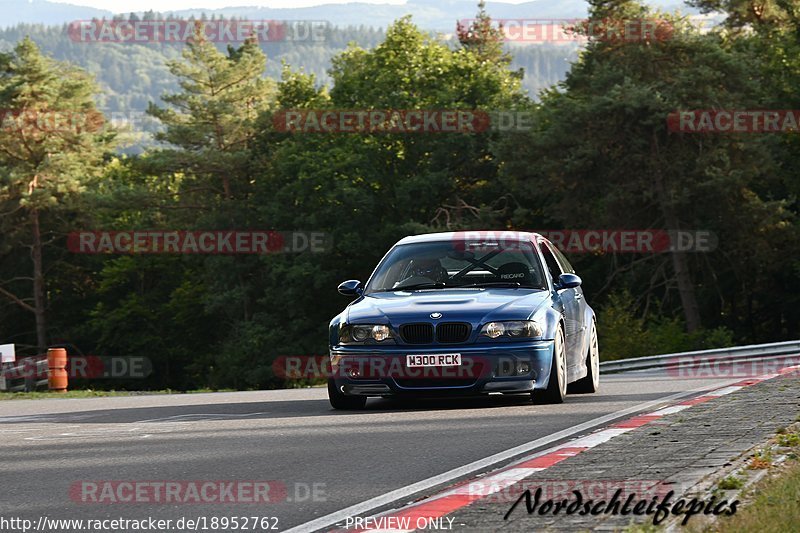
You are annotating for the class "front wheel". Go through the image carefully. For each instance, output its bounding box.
[327,379,367,410]
[569,321,599,394]
[533,325,566,404]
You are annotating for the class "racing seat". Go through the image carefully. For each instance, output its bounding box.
[497,262,539,287]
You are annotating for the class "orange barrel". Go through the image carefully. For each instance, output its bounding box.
[47,347,68,392]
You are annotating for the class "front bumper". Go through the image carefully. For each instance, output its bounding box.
[329,341,554,396]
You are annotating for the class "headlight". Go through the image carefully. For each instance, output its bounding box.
[339,324,394,344]
[484,322,506,338]
[480,321,542,339]
[372,325,392,341]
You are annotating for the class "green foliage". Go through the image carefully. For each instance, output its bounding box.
[777,432,800,448]
[0,37,116,351]
[0,21,575,139]
[497,2,799,339]
[1,1,800,389]
[718,475,744,490]
[598,291,733,360]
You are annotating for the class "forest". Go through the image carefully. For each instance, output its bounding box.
[0,0,797,390]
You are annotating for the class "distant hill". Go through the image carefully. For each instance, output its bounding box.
[0,21,578,154]
[3,0,700,30]
[1,0,112,27]
[0,0,705,152]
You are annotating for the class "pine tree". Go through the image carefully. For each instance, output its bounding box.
[0,37,115,352]
[147,27,276,200]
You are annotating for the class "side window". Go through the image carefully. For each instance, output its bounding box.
[538,241,563,284]
[552,246,575,274]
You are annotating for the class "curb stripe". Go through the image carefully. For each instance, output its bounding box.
[515,446,586,469]
[612,414,663,428]
[344,364,800,533]
[649,405,691,416]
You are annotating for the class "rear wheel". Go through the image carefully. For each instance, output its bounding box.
[569,321,599,394]
[533,325,566,404]
[327,379,367,410]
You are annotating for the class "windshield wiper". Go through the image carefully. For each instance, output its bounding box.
[458,281,524,288]
[389,282,448,291]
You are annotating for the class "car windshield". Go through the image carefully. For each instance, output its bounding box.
[365,240,547,293]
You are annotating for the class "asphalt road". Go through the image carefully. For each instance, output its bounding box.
[0,372,741,532]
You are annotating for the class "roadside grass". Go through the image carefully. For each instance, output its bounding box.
[748,449,772,470]
[717,475,744,490]
[695,427,800,532]
[708,457,800,533]
[777,432,800,447]
[0,388,235,400]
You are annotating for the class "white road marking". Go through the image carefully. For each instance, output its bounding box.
[135,412,268,423]
[441,467,544,497]
[24,423,189,441]
[282,382,738,533]
[650,405,691,416]
[705,386,743,397]
[567,427,633,447]
[17,411,269,441]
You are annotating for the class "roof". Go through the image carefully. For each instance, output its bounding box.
[394,231,543,246]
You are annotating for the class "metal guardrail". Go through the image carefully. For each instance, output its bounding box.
[0,356,49,392]
[599,340,800,374]
[2,341,798,388]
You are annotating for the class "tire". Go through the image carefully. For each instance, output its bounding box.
[569,321,599,394]
[327,379,367,410]
[533,324,566,404]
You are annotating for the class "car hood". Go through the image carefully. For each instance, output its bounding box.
[346,289,550,325]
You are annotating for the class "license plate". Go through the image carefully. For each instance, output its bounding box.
[406,354,461,367]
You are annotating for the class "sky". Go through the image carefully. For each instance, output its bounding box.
[50,0,420,10]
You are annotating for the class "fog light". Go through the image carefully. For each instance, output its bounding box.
[517,361,531,375]
[347,368,361,378]
[496,359,515,377]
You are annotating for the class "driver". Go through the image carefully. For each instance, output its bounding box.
[408,258,448,283]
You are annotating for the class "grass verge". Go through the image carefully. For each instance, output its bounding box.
[700,427,800,532]
[708,458,800,532]
[0,388,235,400]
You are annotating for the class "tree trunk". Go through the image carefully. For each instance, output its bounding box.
[30,209,47,353]
[668,246,702,333]
[651,133,701,333]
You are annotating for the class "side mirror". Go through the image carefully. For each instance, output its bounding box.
[337,280,363,296]
[556,273,582,289]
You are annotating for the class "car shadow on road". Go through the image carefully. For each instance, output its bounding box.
[0,396,530,423]
[0,390,679,424]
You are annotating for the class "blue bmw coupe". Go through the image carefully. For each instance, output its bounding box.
[328,231,599,409]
